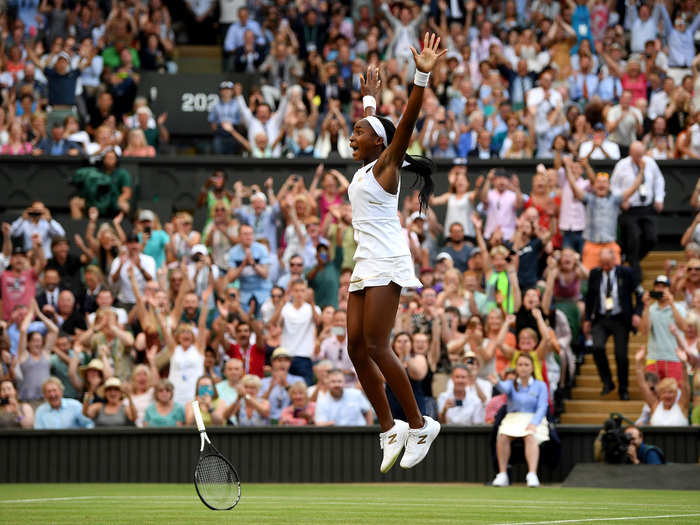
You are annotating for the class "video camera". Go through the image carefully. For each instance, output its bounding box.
[600,413,633,464]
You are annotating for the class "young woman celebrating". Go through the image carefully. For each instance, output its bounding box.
[347,33,445,473]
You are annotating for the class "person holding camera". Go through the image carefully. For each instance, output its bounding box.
[583,248,643,400]
[438,357,491,425]
[640,275,688,382]
[134,210,170,270]
[624,426,666,464]
[0,379,34,428]
[10,202,65,260]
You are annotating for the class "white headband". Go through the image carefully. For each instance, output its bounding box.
[363,116,387,147]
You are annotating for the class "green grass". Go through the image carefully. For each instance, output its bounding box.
[1,483,700,524]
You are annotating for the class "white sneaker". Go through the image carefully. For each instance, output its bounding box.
[492,472,509,487]
[399,416,441,469]
[526,472,540,487]
[379,420,409,473]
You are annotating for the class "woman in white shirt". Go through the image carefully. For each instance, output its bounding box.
[635,348,689,427]
[346,37,445,473]
[429,162,478,238]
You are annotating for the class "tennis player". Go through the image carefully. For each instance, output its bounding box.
[347,33,445,473]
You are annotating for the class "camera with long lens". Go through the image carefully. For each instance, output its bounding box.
[600,413,632,464]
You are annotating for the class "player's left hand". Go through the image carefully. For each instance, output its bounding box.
[410,32,447,74]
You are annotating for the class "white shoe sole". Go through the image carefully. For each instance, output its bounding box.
[399,418,441,469]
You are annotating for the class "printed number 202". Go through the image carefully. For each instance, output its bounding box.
[181,93,218,112]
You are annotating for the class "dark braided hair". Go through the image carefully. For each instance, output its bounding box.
[375,116,435,212]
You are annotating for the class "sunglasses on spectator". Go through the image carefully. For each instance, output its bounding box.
[465,358,476,365]
[290,262,303,267]
[689,267,700,271]
[271,293,283,299]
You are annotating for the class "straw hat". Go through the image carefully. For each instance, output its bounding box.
[79,359,105,380]
[97,377,124,398]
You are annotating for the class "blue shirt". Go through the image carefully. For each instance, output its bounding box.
[9,321,46,356]
[208,98,241,131]
[497,378,548,426]
[235,203,280,253]
[314,388,371,426]
[571,5,593,54]
[140,229,170,269]
[596,76,623,103]
[227,241,272,295]
[260,372,304,420]
[34,398,95,429]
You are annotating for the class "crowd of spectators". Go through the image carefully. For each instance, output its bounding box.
[203,0,700,160]
[0,143,698,438]
[0,0,173,160]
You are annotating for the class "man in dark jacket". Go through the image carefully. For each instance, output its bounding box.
[583,248,643,400]
[624,426,665,464]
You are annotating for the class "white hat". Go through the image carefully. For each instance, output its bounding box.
[409,211,427,222]
[250,191,267,203]
[436,252,453,262]
[138,209,155,222]
[191,244,208,256]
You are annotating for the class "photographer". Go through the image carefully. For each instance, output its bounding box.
[10,202,66,259]
[640,275,687,382]
[624,426,665,464]
[186,245,220,308]
[437,357,491,425]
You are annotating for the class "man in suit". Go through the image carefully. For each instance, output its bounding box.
[36,268,62,313]
[583,248,643,400]
[34,121,82,156]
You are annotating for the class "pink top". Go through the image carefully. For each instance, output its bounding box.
[319,193,342,224]
[557,168,589,231]
[279,402,316,426]
[1,143,32,155]
[621,73,647,105]
[1,269,38,320]
[484,189,517,240]
[554,274,581,300]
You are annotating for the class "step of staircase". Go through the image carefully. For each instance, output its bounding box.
[570,387,643,400]
[564,400,644,413]
[560,412,637,424]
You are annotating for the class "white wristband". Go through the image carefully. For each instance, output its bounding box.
[362,95,376,110]
[414,70,430,87]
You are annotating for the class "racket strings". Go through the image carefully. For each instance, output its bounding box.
[195,455,237,509]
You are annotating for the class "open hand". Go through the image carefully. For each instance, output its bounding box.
[410,32,447,74]
[361,66,381,99]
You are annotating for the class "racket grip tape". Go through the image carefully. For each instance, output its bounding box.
[192,400,206,432]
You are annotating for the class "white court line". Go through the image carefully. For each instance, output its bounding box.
[494,514,700,525]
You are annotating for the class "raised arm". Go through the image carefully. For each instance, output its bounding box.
[373,33,446,193]
[563,157,586,201]
[634,347,658,407]
[195,287,212,354]
[655,2,672,35]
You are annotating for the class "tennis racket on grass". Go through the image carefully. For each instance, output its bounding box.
[192,400,241,510]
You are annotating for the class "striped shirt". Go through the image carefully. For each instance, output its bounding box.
[582,191,622,243]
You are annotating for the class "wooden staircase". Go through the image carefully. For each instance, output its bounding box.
[559,251,685,425]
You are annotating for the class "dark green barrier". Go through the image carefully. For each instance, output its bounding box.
[0,425,697,483]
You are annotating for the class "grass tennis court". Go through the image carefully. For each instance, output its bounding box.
[1,483,700,524]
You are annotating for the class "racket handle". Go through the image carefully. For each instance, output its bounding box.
[192,400,206,432]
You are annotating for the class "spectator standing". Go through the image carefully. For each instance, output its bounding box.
[480,169,522,241]
[307,228,343,309]
[224,224,272,314]
[208,81,242,155]
[223,6,266,69]
[579,123,621,160]
[318,310,355,385]
[566,158,641,270]
[314,369,373,426]
[558,158,589,253]
[606,91,643,156]
[226,320,265,378]
[34,377,94,429]
[109,234,155,309]
[610,142,665,277]
[234,83,288,157]
[640,276,687,382]
[10,202,65,259]
[1,241,44,321]
[271,280,319,384]
[626,0,660,54]
[583,248,643,400]
[655,1,700,69]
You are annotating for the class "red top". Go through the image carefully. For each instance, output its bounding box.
[226,343,266,378]
[1,269,38,321]
[621,73,647,105]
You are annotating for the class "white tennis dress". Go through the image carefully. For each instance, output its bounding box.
[347,159,423,292]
